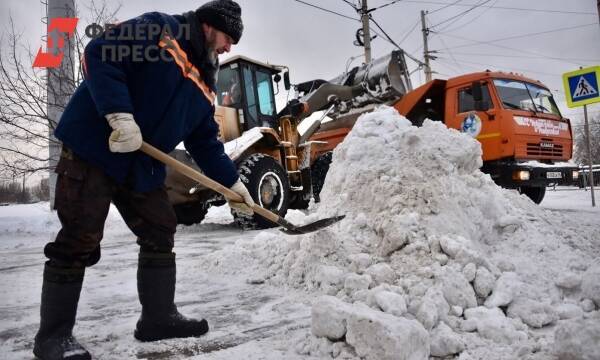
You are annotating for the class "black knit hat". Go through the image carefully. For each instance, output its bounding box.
[195,0,243,44]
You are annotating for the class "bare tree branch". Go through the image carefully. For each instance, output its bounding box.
[573,115,600,165]
[0,0,120,180]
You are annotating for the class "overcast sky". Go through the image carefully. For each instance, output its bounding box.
[2,0,599,123]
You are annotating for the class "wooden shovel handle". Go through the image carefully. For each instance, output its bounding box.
[140,142,281,224]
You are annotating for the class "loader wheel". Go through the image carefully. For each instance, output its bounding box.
[311,151,333,203]
[173,201,209,226]
[519,186,546,204]
[233,154,290,229]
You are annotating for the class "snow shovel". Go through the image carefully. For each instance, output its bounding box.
[139,142,344,235]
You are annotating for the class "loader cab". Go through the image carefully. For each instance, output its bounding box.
[217,55,288,131]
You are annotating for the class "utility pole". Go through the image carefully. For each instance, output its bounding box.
[421,10,432,82]
[22,173,26,203]
[361,0,372,63]
[583,103,596,206]
[46,0,76,208]
[597,0,600,25]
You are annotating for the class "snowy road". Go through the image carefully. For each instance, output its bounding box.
[0,186,598,359]
[0,204,317,359]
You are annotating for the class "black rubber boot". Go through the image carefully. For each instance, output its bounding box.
[134,251,209,342]
[33,264,91,360]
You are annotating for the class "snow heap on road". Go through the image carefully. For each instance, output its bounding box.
[202,106,600,359]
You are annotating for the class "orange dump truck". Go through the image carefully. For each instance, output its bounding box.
[310,70,579,204]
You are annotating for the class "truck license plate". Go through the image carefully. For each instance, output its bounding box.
[546,172,562,179]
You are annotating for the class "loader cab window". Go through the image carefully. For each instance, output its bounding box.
[220,58,279,131]
[217,65,241,107]
[240,63,278,130]
[458,85,492,113]
[242,66,260,128]
[256,71,275,116]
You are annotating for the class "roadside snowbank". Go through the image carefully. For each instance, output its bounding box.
[0,203,60,235]
[0,202,126,237]
[201,106,600,359]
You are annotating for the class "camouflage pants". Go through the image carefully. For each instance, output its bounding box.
[44,147,177,268]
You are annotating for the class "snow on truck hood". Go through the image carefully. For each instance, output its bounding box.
[202,106,600,359]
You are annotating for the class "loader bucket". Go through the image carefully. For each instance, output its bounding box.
[330,50,410,103]
[359,50,409,101]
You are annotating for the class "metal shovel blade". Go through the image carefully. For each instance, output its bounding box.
[279,215,345,235]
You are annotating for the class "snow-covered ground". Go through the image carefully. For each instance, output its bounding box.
[0,203,319,359]
[1,189,596,359]
[1,108,599,359]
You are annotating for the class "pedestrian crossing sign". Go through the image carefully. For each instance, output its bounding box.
[562,66,600,108]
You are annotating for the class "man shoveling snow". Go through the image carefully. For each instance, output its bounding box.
[33,2,256,359]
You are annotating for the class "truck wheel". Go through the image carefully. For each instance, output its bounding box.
[173,202,209,225]
[311,151,333,203]
[519,186,546,204]
[233,154,290,229]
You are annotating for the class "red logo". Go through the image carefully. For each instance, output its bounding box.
[33,18,79,68]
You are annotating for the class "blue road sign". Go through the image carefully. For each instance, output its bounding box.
[563,66,600,108]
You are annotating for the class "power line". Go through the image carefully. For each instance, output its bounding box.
[380,0,596,15]
[341,0,358,10]
[572,122,600,127]
[436,57,562,77]
[567,112,600,117]
[434,32,588,67]
[430,0,494,28]
[438,0,498,33]
[434,71,455,77]
[436,23,597,50]
[433,0,491,32]
[436,32,465,73]
[432,54,463,75]
[292,0,360,22]
[398,19,421,45]
[412,43,424,55]
[439,51,600,63]
[371,0,405,11]
[368,15,426,65]
[428,0,464,14]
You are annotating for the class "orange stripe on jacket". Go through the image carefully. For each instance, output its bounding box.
[158,35,216,105]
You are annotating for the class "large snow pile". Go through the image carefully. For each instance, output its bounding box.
[202,106,600,359]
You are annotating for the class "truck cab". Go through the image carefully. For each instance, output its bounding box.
[394,70,579,203]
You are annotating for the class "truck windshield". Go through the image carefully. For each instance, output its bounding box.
[493,79,561,116]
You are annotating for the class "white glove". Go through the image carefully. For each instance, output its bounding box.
[105,113,142,153]
[228,179,255,215]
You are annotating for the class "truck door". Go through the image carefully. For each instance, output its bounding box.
[448,82,501,161]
